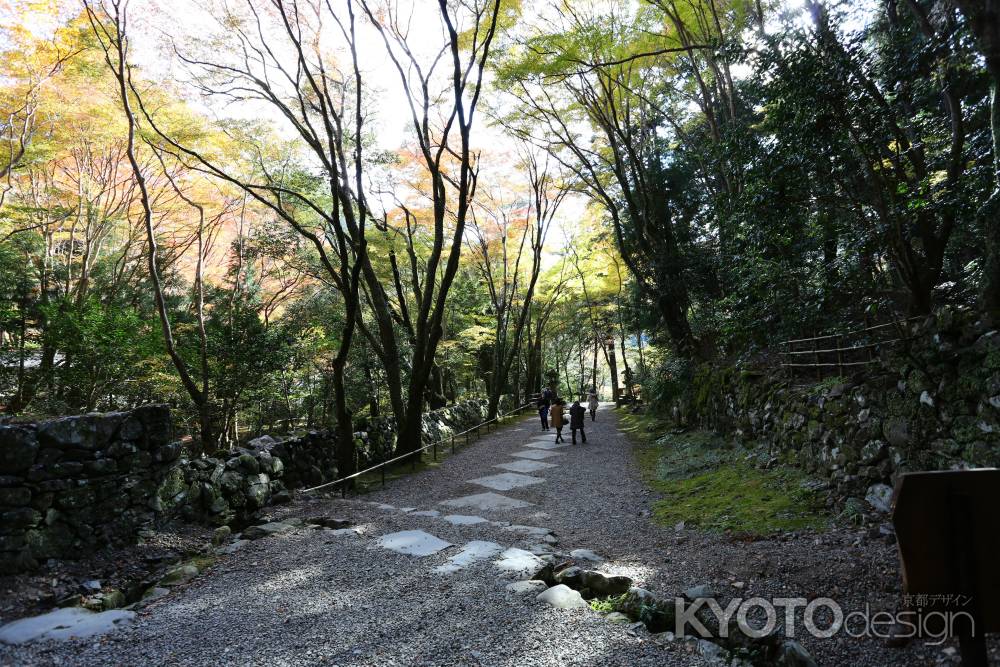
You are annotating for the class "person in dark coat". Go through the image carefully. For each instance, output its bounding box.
[568,400,587,444]
[538,395,550,431]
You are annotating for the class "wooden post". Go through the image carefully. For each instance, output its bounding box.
[952,493,988,667]
[451,435,455,455]
[433,440,437,461]
[813,333,821,381]
[864,312,874,364]
[835,334,843,377]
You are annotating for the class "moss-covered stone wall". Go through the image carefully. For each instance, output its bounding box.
[671,308,1000,501]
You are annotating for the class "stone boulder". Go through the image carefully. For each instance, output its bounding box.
[536,584,588,609]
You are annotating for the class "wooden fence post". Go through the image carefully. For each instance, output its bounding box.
[835,334,843,377]
[813,332,821,381]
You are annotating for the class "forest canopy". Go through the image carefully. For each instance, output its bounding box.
[1,0,997,473]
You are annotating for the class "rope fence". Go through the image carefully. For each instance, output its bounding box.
[297,397,539,498]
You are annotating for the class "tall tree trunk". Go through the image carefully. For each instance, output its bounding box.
[605,339,620,404]
[953,0,1000,316]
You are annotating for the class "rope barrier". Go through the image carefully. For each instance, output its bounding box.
[296,399,537,496]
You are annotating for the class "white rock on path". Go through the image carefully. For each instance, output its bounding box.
[505,580,548,595]
[510,449,562,461]
[503,525,553,538]
[494,460,557,474]
[0,608,135,645]
[494,548,545,578]
[410,510,441,517]
[433,541,504,574]
[525,441,569,450]
[570,548,604,563]
[440,492,534,511]
[537,584,588,609]
[377,530,452,557]
[441,514,490,525]
[467,472,546,491]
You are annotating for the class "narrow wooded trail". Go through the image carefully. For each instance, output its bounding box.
[2,406,951,666]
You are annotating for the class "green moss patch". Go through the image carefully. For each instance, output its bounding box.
[619,409,829,535]
[648,462,828,534]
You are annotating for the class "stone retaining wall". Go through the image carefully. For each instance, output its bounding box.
[671,308,1000,504]
[0,396,512,571]
[0,405,179,572]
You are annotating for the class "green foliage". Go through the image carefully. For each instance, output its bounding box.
[40,297,162,411]
[589,593,628,613]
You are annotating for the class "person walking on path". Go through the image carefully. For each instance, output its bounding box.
[550,399,565,443]
[569,399,587,445]
[538,395,550,431]
[587,388,599,421]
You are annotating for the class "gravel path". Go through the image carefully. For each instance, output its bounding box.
[1,406,987,666]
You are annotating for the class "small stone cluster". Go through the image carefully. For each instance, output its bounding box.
[672,307,1000,506]
[525,555,815,666]
[0,405,179,572]
[266,432,338,489]
[160,431,339,527]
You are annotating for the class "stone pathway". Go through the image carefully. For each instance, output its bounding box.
[3,405,691,667]
[1,405,944,666]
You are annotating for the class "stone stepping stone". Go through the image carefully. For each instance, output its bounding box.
[569,548,604,563]
[506,580,547,595]
[525,543,557,555]
[0,608,135,644]
[410,510,441,517]
[525,440,569,450]
[376,530,452,556]
[495,459,557,474]
[433,540,504,574]
[468,472,545,491]
[503,524,552,538]
[494,547,545,577]
[440,492,533,511]
[441,514,490,525]
[511,449,562,461]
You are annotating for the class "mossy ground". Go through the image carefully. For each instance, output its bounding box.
[619,409,830,535]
